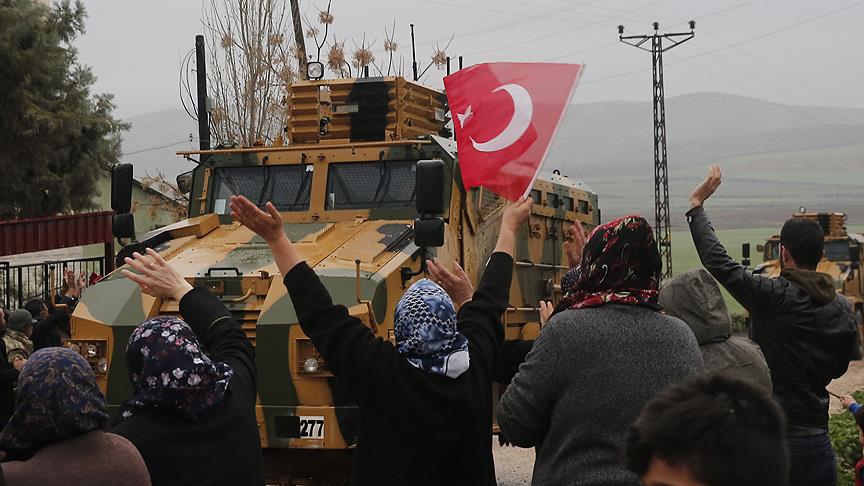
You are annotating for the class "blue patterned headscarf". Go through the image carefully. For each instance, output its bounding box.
[0,348,108,460]
[119,316,233,421]
[394,279,470,379]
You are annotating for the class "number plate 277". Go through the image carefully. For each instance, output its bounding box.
[299,416,325,439]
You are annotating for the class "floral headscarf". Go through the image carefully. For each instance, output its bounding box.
[559,215,662,311]
[118,316,233,421]
[0,348,108,460]
[394,279,470,379]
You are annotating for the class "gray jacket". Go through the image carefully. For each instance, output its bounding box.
[497,305,704,486]
[660,268,772,392]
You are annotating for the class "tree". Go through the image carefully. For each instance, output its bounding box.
[199,0,298,147]
[0,0,128,220]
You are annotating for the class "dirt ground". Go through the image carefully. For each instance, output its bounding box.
[493,439,534,486]
[828,359,864,414]
[492,360,864,485]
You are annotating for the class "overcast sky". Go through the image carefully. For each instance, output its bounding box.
[75,0,864,119]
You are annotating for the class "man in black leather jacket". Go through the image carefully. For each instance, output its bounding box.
[687,165,857,486]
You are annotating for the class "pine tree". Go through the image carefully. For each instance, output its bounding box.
[0,0,128,219]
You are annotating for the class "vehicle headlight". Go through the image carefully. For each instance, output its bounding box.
[306,61,325,80]
[303,357,320,374]
[62,340,109,375]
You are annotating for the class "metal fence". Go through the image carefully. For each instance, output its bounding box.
[0,257,106,310]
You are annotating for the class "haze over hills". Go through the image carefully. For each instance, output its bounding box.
[120,92,864,228]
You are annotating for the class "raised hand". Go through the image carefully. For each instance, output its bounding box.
[563,221,586,269]
[539,300,554,326]
[229,195,286,243]
[495,197,533,257]
[427,259,474,308]
[689,164,722,209]
[501,197,533,234]
[121,248,193,301]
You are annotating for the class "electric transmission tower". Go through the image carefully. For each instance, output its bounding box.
[618,21,695,281]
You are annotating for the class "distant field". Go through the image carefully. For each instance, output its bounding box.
[671,224,864,316]
[584,143,864,229]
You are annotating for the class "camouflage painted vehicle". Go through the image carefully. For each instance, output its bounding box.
[69,76,599,484]
[751,211,864,349]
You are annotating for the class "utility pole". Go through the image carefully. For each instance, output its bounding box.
[618,21,695,281]
[290,0,308,79]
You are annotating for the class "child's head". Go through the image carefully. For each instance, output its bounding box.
[626,373,788,486]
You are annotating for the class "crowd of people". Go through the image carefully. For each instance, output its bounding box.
[0,165,858,485]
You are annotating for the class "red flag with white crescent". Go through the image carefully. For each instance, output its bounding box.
[443,62,583,201]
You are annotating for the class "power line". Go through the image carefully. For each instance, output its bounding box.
[582,1,864,85]
[464,0,676,57]
[403,0,607,51]
[122,139,193,157]
[548,0,757,63]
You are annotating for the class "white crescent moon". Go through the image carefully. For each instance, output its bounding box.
[471,83,533,153]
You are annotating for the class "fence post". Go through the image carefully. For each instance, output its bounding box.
[16,267,23,309]
[104,241,114,274]
[1,262,8,309]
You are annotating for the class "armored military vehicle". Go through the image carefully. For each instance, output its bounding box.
[68,75,599,484]
[748,211,864,347]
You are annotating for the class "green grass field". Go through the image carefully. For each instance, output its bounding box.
[671,225,864,316]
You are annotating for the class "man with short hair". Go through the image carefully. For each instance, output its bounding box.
[687,165,858,486]
[3,309,34,364]
[625,373,789,486]
[0,308,21,427]
[24,297,71,350]
[23,298,48,322]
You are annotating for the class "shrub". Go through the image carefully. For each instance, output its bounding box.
[830,390,864,486]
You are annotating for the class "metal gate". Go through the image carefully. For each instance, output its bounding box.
[0,257,106,310]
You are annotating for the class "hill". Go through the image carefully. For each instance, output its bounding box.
[119,93,864,228]
[547,92,864,227]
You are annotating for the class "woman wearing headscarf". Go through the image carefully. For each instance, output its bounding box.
[228,194,532,486]
[113,249,263,486]
[497,215,704,486]
[0,347,150,485]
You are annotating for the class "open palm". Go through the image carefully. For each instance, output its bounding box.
[229,195,285,243]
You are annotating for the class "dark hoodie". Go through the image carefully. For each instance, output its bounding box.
[687,206,858,429]
[660,269,772,392]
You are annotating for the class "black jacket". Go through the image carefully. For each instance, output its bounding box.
[0,337,19,427]
[688,206,857,428]
[31,309,69,350]
[112,288,264,486]
[284,252,513,486]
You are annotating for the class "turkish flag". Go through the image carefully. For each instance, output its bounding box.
[443,62,583,201]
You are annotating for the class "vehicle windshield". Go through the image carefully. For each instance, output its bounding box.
[325,160,416,210]
[211,165,313,214]
[765,241,780,260]
[825,240,852,262]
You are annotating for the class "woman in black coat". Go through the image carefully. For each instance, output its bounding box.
[114,248,264,486]
[229,194,532,486]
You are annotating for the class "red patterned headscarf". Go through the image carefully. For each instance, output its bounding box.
[559,215,662,311]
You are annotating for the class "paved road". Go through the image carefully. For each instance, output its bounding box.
[493,438,534,486]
